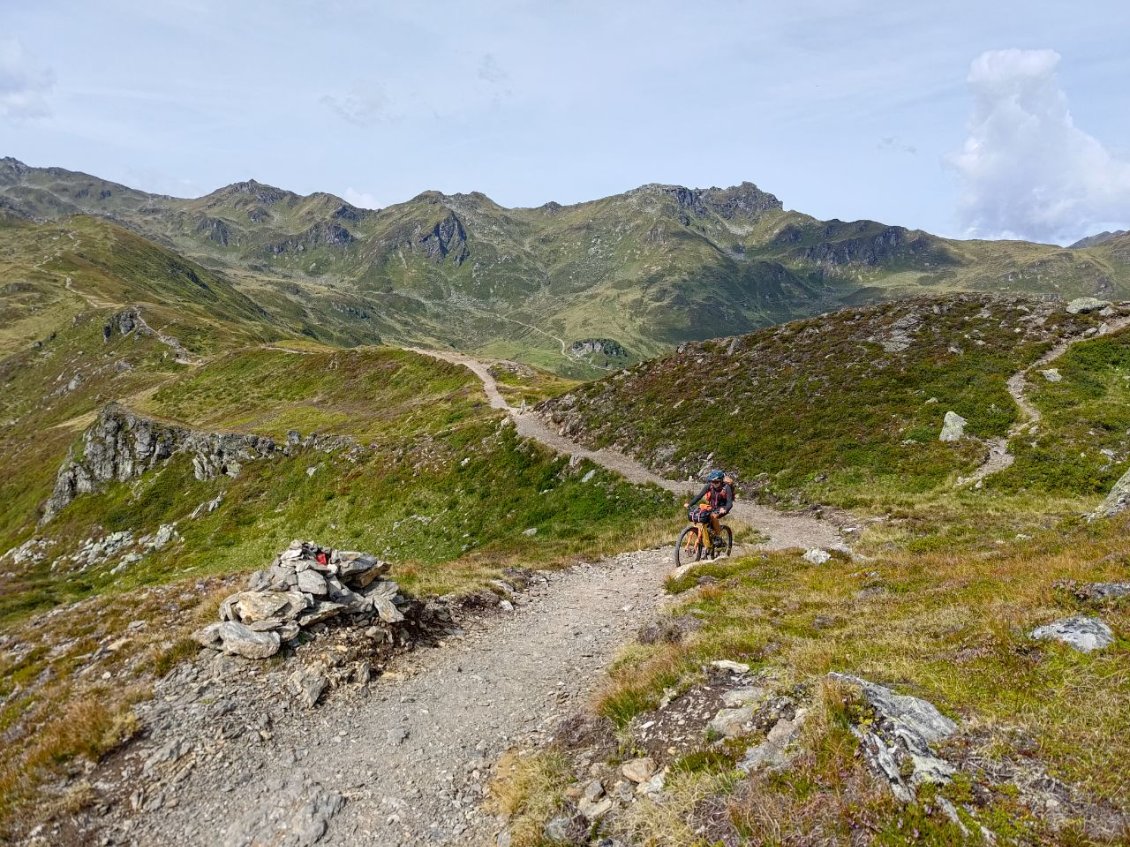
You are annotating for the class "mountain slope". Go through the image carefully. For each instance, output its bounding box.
[5,158,1130,374]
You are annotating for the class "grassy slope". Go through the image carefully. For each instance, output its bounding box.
[539,295,1103,504]
[0,336,674,834]
[497,295,1130,845]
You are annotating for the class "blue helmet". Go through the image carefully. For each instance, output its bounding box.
[707,470,725,482]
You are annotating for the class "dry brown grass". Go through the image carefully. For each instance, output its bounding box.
[487,748,573,847]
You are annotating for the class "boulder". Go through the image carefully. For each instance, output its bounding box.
[802,548,831,565]
[288,668,328,707]
[1030,615,1114,653]
[939,411,966,442]
[1040,368,1063,383]
[1066,297,1110,314]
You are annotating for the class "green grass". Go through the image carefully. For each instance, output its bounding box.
[542,295,1099,504]
[991,328,1130,495]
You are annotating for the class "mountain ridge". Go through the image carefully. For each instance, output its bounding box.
[4,156,1130,375]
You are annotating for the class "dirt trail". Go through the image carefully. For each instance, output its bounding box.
[411,348,846,552]
[959,315,1130,487]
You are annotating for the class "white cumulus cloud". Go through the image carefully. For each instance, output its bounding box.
[949,49,1130,244]
[343,187,380,209]
[0,38,55,120]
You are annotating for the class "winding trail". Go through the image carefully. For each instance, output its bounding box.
[410,348,847,552]
[82,348,847,847]
[958,314,1130,487]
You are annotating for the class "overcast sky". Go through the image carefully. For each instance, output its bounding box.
[2,0,1128,244]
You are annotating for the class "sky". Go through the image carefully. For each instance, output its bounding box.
[1,0,1128,245]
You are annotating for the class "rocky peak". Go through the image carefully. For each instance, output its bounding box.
[630,181,783,221]
[0,156,31,184]
[209,179,295,206]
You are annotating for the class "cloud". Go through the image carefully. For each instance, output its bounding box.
[0,38,55,120]
[949,48,1130,244]
[878,136,917,155]
[477,53,507,85]
[343,187,380,209]
[320,84,389,127]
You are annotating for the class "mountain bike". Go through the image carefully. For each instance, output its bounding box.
[674,517,732,567]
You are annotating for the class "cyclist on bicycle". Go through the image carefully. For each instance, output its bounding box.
[684,470,734,548]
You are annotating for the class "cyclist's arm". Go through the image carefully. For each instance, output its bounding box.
[686,485,709,508]
[717,485,734,514]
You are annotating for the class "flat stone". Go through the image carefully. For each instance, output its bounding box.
[722,686,766,707]
[194,622,280,660]
[1030,615,1114,653]
[708,705,755,739]
[296,569,328,596]
[620,756,656,783]
[802,548,831,565]
[296,600,344,627]
[581,780,604,802]
[577,796,612,821]
[710,659,750,674]
[372,597,405,624]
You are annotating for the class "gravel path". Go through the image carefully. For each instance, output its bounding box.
[959,315,1130,487]
[412,348,846,553]
[93,552,677,847]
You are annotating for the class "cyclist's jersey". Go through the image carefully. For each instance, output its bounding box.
[688,483,733,512]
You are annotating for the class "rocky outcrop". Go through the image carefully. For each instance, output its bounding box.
[43,404,277,522]
[194,216,232,246]
[568,338,627,359]
[1091,465,1130,519]
[1066,297,1110,314]
[419,212,469,264]
[267,222,355,254]
[829,673,957,804]
[101,306,198,363]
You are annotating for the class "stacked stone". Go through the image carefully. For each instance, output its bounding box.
[194,540,406,659]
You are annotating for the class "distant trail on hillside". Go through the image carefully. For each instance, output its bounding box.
[411,347,847,553]
[959,314,1130,487]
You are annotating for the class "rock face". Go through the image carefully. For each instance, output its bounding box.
[939,411,967,442]
[569,338,628,359]
[829,673,957,803]
[1030,615,1114,653]
[44,404,277,522]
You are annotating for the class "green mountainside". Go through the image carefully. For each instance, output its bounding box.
[4,157,1130,375]
[3,156,1130,842]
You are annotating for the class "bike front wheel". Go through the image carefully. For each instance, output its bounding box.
[674,525,704,568]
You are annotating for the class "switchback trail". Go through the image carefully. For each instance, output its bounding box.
[958,314,1130,487]
[410,347,847,553]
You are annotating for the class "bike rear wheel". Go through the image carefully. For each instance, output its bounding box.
[674,525,704,567]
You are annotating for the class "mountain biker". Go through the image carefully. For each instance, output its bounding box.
[684,470,734,548]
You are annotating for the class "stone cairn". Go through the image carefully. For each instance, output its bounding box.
[194,540,407,660]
